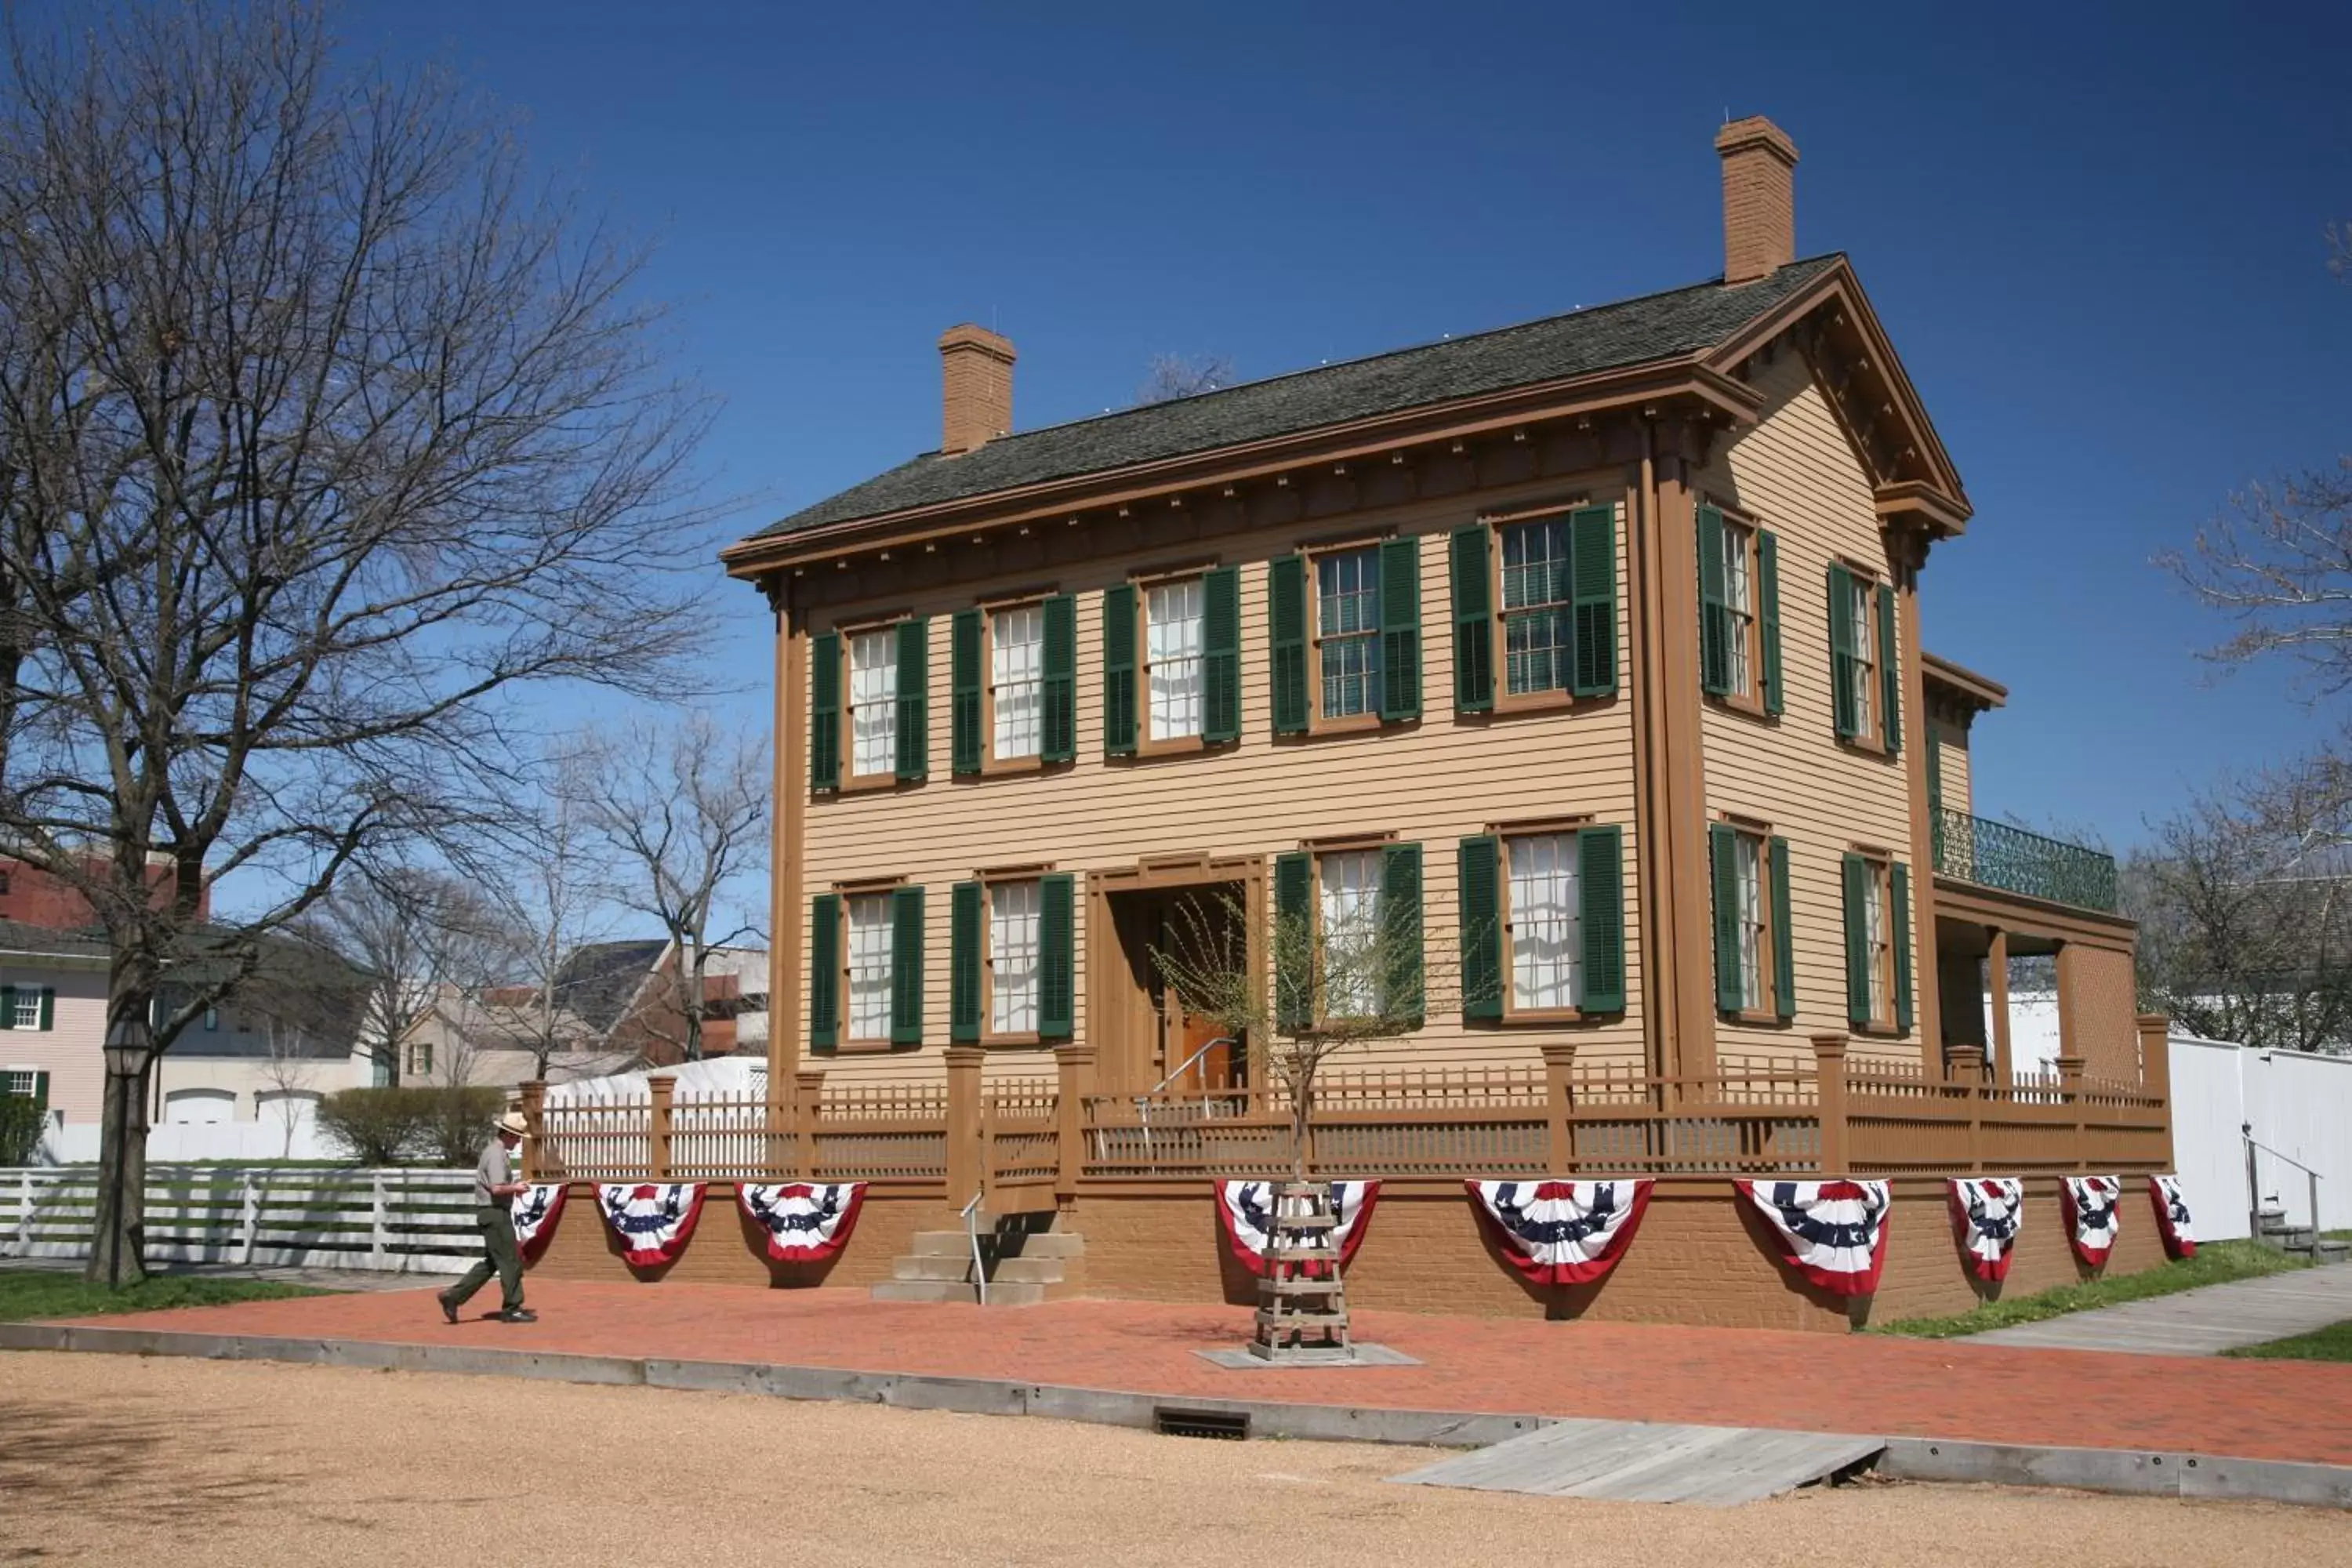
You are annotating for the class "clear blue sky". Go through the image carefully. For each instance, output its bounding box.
[339,0,2352,851]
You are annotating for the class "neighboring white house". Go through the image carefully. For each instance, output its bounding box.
[0,920,110,1137]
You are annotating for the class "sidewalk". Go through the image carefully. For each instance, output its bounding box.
[1970,1264,2352,1356]
[25,1279,2352,1467]
[2,1257,462,1293]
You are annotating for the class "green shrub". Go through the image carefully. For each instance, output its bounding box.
[0,1094,43,1166]
[422,1087,503,1168]
[314,1086,434,1165]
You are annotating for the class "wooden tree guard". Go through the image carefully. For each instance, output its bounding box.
[1250,1180,1354,1363]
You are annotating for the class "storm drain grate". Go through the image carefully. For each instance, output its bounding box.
[1155,1406,1250,1440]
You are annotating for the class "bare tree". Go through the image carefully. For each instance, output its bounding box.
[255,1016,319,1160]
[0,4,719,1283]
[1134,353,1236,405]
[301,868,518,1087]
[573,716,767,1063]
[477,793,619,1081]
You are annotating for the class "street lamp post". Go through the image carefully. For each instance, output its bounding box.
[96,1015,155,1290]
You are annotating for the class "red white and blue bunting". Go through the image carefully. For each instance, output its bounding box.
[2149,1174,2197,1260]
[737,1181,868,1264]
[596,1182,706,1267]
[510,1183,568,1263]
[1947,1178,2025,1282]
[2061,1175,2123,1268]
[1737,1179,1892,1297]
[1467,1179,1652,1287]
[1214,1180,1380,1277]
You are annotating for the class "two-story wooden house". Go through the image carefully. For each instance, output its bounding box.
[528,116,2169,1328]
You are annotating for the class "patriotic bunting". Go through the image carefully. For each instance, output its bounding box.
[2149,1174,2197,1260]
[1214,1180,1380,1277]
[510,1182,568,1263]
[1947,1177,2025,1282]
[737,1181,868,1264]
[2061,1175,2123,1268]
[1737,1179,1892,1297]
[596,1181,706,1267]
[1467,1179,1652,1287]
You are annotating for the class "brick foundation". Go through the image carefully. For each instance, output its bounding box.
[525,1174,2176,1332]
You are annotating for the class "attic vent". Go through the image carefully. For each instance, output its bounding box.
[1154,1406,1250,1441]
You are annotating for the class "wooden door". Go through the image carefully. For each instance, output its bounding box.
[1152,890,1242,1091]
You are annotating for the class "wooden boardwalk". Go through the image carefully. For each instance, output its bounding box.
[1969,1265,2352,1356]
[1390,1419,1885,1505]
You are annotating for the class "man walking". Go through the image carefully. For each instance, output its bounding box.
[438,1111,538,1324]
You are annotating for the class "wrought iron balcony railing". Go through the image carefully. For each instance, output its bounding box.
[1932,808,2118,913]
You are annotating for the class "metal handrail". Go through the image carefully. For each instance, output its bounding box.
[1136,1038,1236,1176]
[2243,1124,2325,1241]
[960,1187,986,1308]
[2244,1131,2323,1180]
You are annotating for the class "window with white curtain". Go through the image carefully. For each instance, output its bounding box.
[1722,520,1755,699]
[1846,577,1876,742]
[991,606,1044,760]
[1145,578,1204,741]
[848,630,898,778]
[846,893,895,1040]
[1861,860,1889,1023]
[1318,849,1382,1018]
[989,880,1041,1035]
[1507,833,1581,1011]
[1734,829,1765,1011]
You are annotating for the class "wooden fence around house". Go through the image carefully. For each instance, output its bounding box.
[520,1023,2178,1200]
[0,1166,481,1273]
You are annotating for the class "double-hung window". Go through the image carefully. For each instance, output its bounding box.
[848,630,899,781]
[988,879,1043,1036]
[1828,563,1900,753]
[1839,850,1912,1033]
[1845,575,1875,742]
[1712,822,1793,1022]
[1314,548,1381,721]
[991,605,1044,760]
[1505,832,1581,1013]
[1145,577,1206,742]
[2,1069,34,1097]
[845,892,896,1043]
[1498,517,1573,699]
[9,990,38,1030]
[1317,849,1383,1020]
[1722,520,1757,699]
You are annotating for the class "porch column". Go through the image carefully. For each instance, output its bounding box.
[768,582,810,1098]
[2053,941,2082,1080]
[1892,528,1946,1079]
[945,1045,985,1210]
[1987,927,2013,1087]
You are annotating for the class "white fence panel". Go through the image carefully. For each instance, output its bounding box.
[38,1120,345,1165]
[2172,1040,2252,1241]
[0,1165,478,1273]
[2169,1036,2352,1239]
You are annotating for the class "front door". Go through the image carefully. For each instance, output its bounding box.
[1116,884,1247,1093]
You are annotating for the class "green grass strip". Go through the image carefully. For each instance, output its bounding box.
[0,1266,335,1323]
[2223,1319,2352,1362]
[1871,1240,2306,1338]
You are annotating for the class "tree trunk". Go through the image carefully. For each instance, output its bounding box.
[85,986,157,1287]
[1290,1073,1313,1182]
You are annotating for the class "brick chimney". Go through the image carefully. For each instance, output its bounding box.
[1715,116,1798,285]
[938,324,1016,456]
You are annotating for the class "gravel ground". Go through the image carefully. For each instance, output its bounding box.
[2,1352,2345,1567]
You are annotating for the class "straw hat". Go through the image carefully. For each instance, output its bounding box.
[495,1111,528,1138]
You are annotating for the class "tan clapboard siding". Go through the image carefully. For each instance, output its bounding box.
[1932,719,1973,817]
[1696,350,1917,1063]
[799,477,1645,1083]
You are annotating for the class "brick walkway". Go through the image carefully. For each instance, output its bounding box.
[48,1281,2352,1467]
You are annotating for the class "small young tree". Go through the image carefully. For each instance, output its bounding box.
[255,1017,321,1160]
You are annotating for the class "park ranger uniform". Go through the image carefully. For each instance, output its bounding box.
[437,1113,530,1322]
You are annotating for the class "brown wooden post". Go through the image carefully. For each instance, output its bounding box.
[1947,1044,1987,1171]
[1054,1042,1094,1206]
[2136,1014,2173,1170]
[1987,927,2013,1087]
[945,1045,985,1211]
[2056,1054,2087,1172]
[1811,1033,1850,1175]
[793,1068,826,1179]
[519,1080,546,1180]
[1541,1040,1578,1174]
[648,1074,674,1181]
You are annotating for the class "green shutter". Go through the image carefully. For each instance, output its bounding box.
[1457,836,1503,1021]
[1577,826,1626,1014]
[1841,853,1871,1028]
[1710,822,1742,1015]
[1041,593,1076,763]
[809,895,840,1051]
[1758,529,1784,717]
[890,885,924,1046]
[1275,851,1312,1030]
[1769,837,1795,1023]
[1878,583,1902,757]
[950,880,982,1042]
[29,1070,48,1114]
[810,632,841,791]
[1102,584,1137,757]
[1380,841,1424,1025]
[1450,525,1494,713]
[37,988,53,1031]
[1571,504,1617,698]
[1827,565,1858,740]
[1697,504,1730,696]
[0,986,14,1031]
[951,610,982,776]
[1268,555,1308,735]
[895,618,928,782]
[1203,565,1241,744]
[1040,873,1075,1039]
[1377,536,1421,721]
[1892,860,1915,1033]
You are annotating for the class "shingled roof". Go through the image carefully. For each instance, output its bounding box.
[754,255,1842,541]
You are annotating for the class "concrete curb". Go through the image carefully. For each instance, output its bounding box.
[5,1322,2347,1508]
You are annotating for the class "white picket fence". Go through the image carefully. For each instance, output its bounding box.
[0,1166,481,1274]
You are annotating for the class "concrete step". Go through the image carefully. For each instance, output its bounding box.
[869,1279,1050,1307]
[2316,1241,2351,1265]
[891,1254,1069,1286]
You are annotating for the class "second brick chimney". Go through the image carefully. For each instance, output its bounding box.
[938,324,1016,456]
[1715,116,1798,285]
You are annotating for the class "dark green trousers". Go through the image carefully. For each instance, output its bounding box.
[441,1206,524,1313]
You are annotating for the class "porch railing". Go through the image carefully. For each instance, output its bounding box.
[522,1023,2176,1192]
[1933,807,2119,913]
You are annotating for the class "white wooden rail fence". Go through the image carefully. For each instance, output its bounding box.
[0,1167,481,1274]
